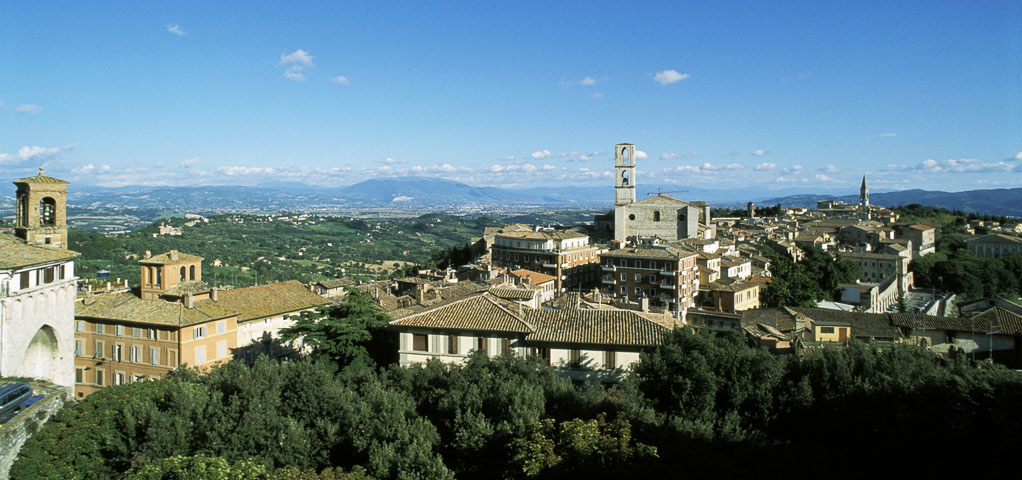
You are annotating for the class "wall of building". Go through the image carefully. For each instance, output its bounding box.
[73,321,179,399]
[0,383,69,480]
[1,262,76,388]
[180,317,238,370]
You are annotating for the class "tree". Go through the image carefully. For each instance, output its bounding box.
[280,287,394,367]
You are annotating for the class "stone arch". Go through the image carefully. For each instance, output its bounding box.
[621,170,629,186]
[24,325,60,382]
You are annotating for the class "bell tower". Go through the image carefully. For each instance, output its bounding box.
[13,167,70,248]
[615,143,636,207]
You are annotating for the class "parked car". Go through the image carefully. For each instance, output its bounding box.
[0,382,32,423]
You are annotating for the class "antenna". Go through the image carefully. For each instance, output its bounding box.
[646,188,688,197]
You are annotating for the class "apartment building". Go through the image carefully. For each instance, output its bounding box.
[490,229,604,292]
[599,245,700,311]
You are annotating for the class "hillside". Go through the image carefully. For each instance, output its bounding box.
[761,188,1022,217]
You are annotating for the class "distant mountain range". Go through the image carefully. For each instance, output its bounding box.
[760,188,1022,217]
[2,177,1017,218]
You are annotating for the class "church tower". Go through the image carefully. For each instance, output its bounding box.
[14,167,70,248]
[860,175,870,208]
[614,143,636,206]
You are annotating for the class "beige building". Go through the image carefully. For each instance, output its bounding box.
[903,225,936,258]
[840,250,912,293]
[389,293,668,381]
[610,143,705,243]
[966,234,1022,258]
[490,229,603,292]
[599,245,700,312]
[703,278,761,313]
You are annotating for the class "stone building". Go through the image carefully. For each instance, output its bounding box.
[602,143,705,243]
[965,234,1022,258]
[0,169,78,388]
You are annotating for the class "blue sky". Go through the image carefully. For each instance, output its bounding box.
[1,1,1019,192]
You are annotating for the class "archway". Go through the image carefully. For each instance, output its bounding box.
[24,325,59,381]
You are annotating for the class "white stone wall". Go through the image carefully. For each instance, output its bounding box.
[0,261,76,388]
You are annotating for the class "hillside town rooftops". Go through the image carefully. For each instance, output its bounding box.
[510,269,556,285]
[603,246,697,259]
[390,295,534,333]
[525,309,668,347]
[76,291,237,327]
[966,234,1022,245]
[215,280,331,322]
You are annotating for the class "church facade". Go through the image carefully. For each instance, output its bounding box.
[611,143,701,243]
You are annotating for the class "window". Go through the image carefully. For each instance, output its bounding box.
[476,337,488,352]
[19,271,30,289]
[189,265,196,281]
[96,369,105,386]
[57,265,65,280]
[95,340,104,358]
[40,197,56,226]
[195,346,206,365]
[217,321,226,334]
[180,266,187,281]
[150,347,160,365]
[169,349,178,367]
[217,342,227,359]
[820,327,835,334]
[620,286,626,294]
[76,320,85,332]
[501,338,511,356]
[129,346,141,363]
[147,329,157,340]
[649,275,657,284]
[620,273,626,281]
[653,210,661,222]
[634,274,641,282]
[133,327,141,337]
[96,323,103,334]
[116,325,124,336]
[112,344,123,362]
[412,334,428,352]
[75,368,83,383]
[43,267,54,283]
[75,340,83,356]
[604,351,617,370]
[194,326,207,339]
[570,349,582,368]
[114,372,125,386]
[447,335,459,355]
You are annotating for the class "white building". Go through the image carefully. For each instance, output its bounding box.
[1,169,79,388]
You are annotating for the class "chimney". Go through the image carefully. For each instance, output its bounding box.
[184,293,194,309]
[124,279,129,287]
[145,250,151,259]
[170,250,179,261]
[211,287,219,302]
[105,281,111,291]
[640,297,649,313]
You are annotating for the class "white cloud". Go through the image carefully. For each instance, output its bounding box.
[14,104,42,114]
[635,150,648,160]
[661,153,679,161]
[167,25,187,36]
[278,49,314,67]
[18,145,60,160]
[329,75,350,85]
[755,162,776,171]
[589,92,604,99]
[751,149,768,156]
[542,164,556,170]
[814,174,834,182]
[218,166,275,175]
[781,165,803,175]
[561,151,601,162]
[653,69,690,85]
[72,163,95,173]
[283,66,306,81]
[822,164,839,173]
[1015,152,1022,161]
[579,76,596,86]
[530,150,551,159]
[383,157,402,164]
[521,163,537,172]
[498,155,515,161]
[180,157,200,167]
[700,162,744,171]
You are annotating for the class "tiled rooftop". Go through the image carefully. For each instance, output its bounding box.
[0,234,78,269]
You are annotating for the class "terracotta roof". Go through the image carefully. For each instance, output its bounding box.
[0,234,78,269]
[314,278,353,289]
[966,234,1022,246]
[788,307,903,340]
[510,268,556,285]
[525,309,668,346]
[602,246,697,260]
[13,168,69,185]
[496,230,588,241]
[163,281,211,297]
[635,195,687,205]
[76,292,237,327]
[389,295,534,333]
[909,225,935,231]
[139,250,203,265]
[888,308,1022,335]
[215,280,331,322]
[488,286,536,300]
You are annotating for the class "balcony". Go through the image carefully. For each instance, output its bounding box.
[601,265,616,272]
[542,263,557,269]
[659,270,675,276]
[660,283,676,290]
[601,278,616,285]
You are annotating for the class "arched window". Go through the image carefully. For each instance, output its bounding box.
[653,211,661,222]
[40,197,57,226]
[621,170,629,186]
[180,266,187,281]
[189,265,196,281]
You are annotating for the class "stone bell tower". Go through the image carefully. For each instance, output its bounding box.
[14,167,70,248]
[614,143,636,207]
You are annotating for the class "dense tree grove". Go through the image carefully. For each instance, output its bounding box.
[759,246,860,307]
[14,328,1021,479]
